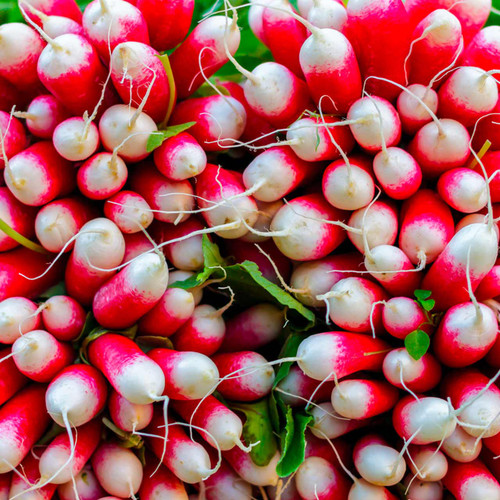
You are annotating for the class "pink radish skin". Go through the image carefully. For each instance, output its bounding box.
[408,119,471,178]
[91,443,143,498]
[243,62,311,129]
[295,456,351,500]
[220,303,285,352]
[271,193,347,261]
[407,10,463,87]
[296,331,390,382]
[347,0,411,101]
[322,157,375,210]
[12,329,74,382]
[373,148,422,200]
[0,474,9,500]
[78,152,128,200]
[353,435,406,486]
[396,84,438,135]
[290,252,365,308]
[65,218,125,306]
[136,0,194,51]
[476,264,500,301]
[382,297,428,339]
[347,97,402,153]
[0,75,22,112]
[41,295,86,342]
[212,351,275,402]
[442,369,500,438]
[0,188,36,252]
[171,396,244,450]
[0,112,28,169]
[307,0,347,31]
[8,454,56,500]
[349,480,398,500]
[0,23,45,93]
[478,151,500,203]
[104,190,153,234]
[421,222,499,311]
[45,364,108,427]
[5,141,74,206]
[331,379,399,419]
[348,200,399,254]
[399,189,455,265]
[443,426,482,463]
[403,479,443,500]
[304,432,351,470]
[277,365,334,408]
[147,348,219,400]
[408,444,448,481]
[37,33,117,116]
[0,347,28,406]
[153,132,207,181]
[35,196,97,253]
[108,390,153,432]
[22,94,68,139]
[433,302,498,367]
[309,402,371,439]
[57,465,106,500]
[52,117,99,161]
[38,418,101,484]
[223,447,280,487]
[437,167,488,213]
[0,297,42,344]
[300,28,361,115]
[169,15,240,99]
[170,95,246,152]
[21,0,82,23]
[287,115,355,162]
[243,146,313,202]
[0,384,50,473]
[364,245,422,297]
[123,232,154,263]
[171,304,225,356]
[82,0,149,64]
[463,26,500,71]
[324,277,389,334]
[88,333,165,405]
[130,161,194,224]
[99,104,157,162]
[383,348,441,393]
[139,455,188,500]
[195,164,258,239]
[203,458,252,500]
[443,458,500,500]
[110,41,171,123]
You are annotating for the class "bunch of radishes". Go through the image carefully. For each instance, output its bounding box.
[0,0,500,497]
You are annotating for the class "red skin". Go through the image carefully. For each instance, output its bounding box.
[202,458,250,500]
[0,187,36,252]
[470,96,500,151]
[382,297,428,339]
[484,432,500,456]
[476,151,500,203]
[481,447,500,482]
[463,26,500,71]
[0,75,24,112]
[0,385,50,470]
[25,94,70,139]
[0,347,28,406]
[0,112,28,169]
[123,232,154,262]
[108,390,153,431]
[103,190,151,233]
[261,3,307,78]
[136,0,194,51]
[0,473,9,498]
[37,34,118,116]
[139,453,188,500]
[0,247,66,301]
[485,334,500,368]
[8,454,56,499]
[442,458,500,500]
[346,0,412,102]
[304,433,353,470]
[42,295,87,342]
[437,167,486,212]
[24,0,82,23]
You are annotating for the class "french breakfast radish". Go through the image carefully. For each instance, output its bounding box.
[0,347,28,406]
[0,296,42,344]
[109,389,153,432]
[463,25,500,71]
[103,190,153,234]
[41,295,86,342]
[19,94,69,139]
[396,84,438,135]
[58,466,106,500]
[52,117,100,162]
[0,112,29,169]
[139,454,189,500]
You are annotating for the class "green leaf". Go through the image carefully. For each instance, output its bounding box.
[39,281,67,299]
[230,399,278,466]
[420,298,436,312]
[0,217,48,254]
[414,289,432,301]
[276,408,313,477]
[146,122,196,152]
[273,330,303,388]
[192,82,231,97]
[405,329,431,361]
[486,0,500,27]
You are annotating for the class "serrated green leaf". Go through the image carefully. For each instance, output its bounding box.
[414,289,432,301]
[146,122,196,152]
[230,399,278,466]
[405,329,431,361]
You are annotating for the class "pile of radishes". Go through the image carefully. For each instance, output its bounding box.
[1,0,500,497]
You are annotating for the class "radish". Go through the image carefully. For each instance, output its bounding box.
[443,426,482,463]
[123,232,154,262]
[382,297,429,340]
[0,297,42,344]
[304,432,352,473]
[0,347,28,406]
[169,15,240,99]
[463,26,500,71]
[8,454,56,500]
[0,474,9,500]
[309,402,370,439]
[307,0,347,32]
[12,329,74,382]
[349,478,398,499]
[407,444,448,481]
[77,152,128,200]
[104,190,153,234]
[21,3,84,38]
[147,348,219,400]
[478,151,500,203]
[170,95,246,151]
[109,389,153,432]
[202,458,252,500]
[91,442,143,498]
[396,84,438,135]
[0,187,36,252]
[153,132,207,181]
[52,117,100,162]
[346,0,411,101]
[248,0,266,43]
[5,141,74,206]
[41,296,85,342]
[0,75,21,113]
[136,0,194,51]
[223,447,280,487]
[295,456,351,500]
[110,41,171,123]
[99,104,157,162]
[0,384,50,473]
[35,196,97,253]
[212,351,275,402]
[57,465,106,500]
[238,199,284,243]
[21,0,82,23]
[0,112,28,169]
[403,478,443,500]
[478,263,500,301]
[296,331,390,382]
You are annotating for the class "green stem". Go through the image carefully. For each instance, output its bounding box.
[158,53,177,129]
[0,217,48,254]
